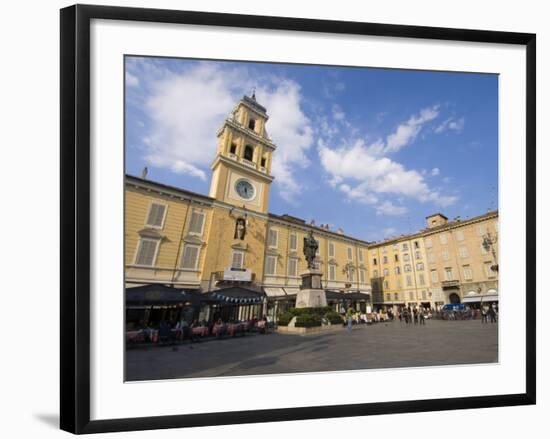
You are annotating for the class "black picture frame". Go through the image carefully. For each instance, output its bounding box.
[60,4,536,434]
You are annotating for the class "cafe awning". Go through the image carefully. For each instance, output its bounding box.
[207,287,265,304]
[263,287,286,298]
[126,284,200,307]
[462,294,499,303]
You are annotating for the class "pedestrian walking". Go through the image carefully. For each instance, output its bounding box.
[481,306,487,324]
[346,308,353,331]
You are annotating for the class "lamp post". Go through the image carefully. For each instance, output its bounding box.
[482,231,499,272]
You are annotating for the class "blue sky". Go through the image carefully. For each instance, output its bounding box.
[125,56,498,242]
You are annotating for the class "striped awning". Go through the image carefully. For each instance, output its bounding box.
[463,294,499,303]
[264,287,286,298]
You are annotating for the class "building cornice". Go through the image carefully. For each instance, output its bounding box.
[210,155,275,182]
[218,119,276,150]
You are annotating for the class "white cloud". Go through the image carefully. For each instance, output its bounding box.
[435,116,465,134]
[128,60,313,203]
[332,104,346,122]
[380,106,439,154]
[376,201,408,216]
[431,167,440,176]
[125,71,139,87]
[318,105,458,214]
[382,227,397,237]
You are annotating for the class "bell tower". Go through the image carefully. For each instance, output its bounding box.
[209,93,276,214]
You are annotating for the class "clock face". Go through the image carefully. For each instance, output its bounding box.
[235,179,255,200]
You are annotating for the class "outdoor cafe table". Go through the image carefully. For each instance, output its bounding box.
[191,326,209,337]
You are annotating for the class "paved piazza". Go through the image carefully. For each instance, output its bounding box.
[126,320,498,381]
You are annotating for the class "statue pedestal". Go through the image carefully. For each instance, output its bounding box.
[295,269,327,308]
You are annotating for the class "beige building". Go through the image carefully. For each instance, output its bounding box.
[125,93,498,314]
[369,212,499,310]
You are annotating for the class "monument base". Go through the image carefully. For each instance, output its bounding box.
[295,289,327,308]
[295,269,327,308]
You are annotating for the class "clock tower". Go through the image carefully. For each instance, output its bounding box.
[209,94,276,214]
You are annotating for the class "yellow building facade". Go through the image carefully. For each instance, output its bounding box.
[125,94,498,311]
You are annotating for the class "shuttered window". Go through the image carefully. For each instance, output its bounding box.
[265,256,277,275]
[359,268,365,283]
[329,264,336,280]
[288,258,298,277]
[180,244,200,270]
[188,210,205,235]
[431,270,439,283]
[289,233,297,251]
[358,249,364,262]
[231,251,244,269]
[145,202,166,228]
[267,229,278,248]
[328,242,335,258]
[135,238,159,266]
[347,247,353,260]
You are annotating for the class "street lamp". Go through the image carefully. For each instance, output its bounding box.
[482,232,499,272]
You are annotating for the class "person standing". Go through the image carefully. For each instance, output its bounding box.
[346,308,353,331]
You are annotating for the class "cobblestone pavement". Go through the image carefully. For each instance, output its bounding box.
[125,319,498,381]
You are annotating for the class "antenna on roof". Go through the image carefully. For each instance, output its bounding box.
[251,87,256,100]
[141,167,148,180]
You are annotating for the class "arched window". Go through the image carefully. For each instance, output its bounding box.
[244,145,254,161]
[248,119,256,131]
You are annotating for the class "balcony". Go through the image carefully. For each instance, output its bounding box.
[441,279,460,289]
[240,158,256,169]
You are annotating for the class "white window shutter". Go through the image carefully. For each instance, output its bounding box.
[181,245,199,269]
[146,203,166,227]
[136,239,158,266]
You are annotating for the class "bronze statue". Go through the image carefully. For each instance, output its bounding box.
[234,217,246,240]
[303,230,318,269]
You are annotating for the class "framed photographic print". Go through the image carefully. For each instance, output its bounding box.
[60,4,536,434]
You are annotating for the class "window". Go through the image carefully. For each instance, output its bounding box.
[402,243,409,251]
[463,265,473,280]
[425,237,433,248]
[458,246,469,258]
[439,234,448,244]
[442,249,450,261]
[265,255,277,275]
[419,273,425,285]
[373,257,378,266]
[394,254,399,262]
[383,255,388,264]
[428,253,436,263]
[288,258,298,277]
[260,157,266,168]
[409,291,414,300]
[395,266,401,275]
[347,269,354,282]
[244,144,254,161]
[394,292,399,300]
[455,230,464,241]
[267,229,278,248]
[358,249,364,262]
[145,202,167,228]
[383,268,389,277]
[134,238,159,266]
[359,269,366,284]
[188,209,205,235]
[373,269,378,278]
[404,264,412,272]
[485,262,496,278]
[392,244,398,251]
[403,253,410,262]
[347,247,353,260]
[386,293,391,301]
[231,250,244,269]
[329,264,336,280]
[289,233,297,251]
[383,280,389,289]
[180,244,200,270]
[248,118,256,131]
[477,225,486,236]
[421,290,427,300]
[415,251,422,260]
[414,241,420,249]
[431,270,439,283]
[229,143,237,154]
[328,242,335,258]
[397,279,402,288]
[416,262,424,271]
[445,267,454,281]
[406,275,413,287]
